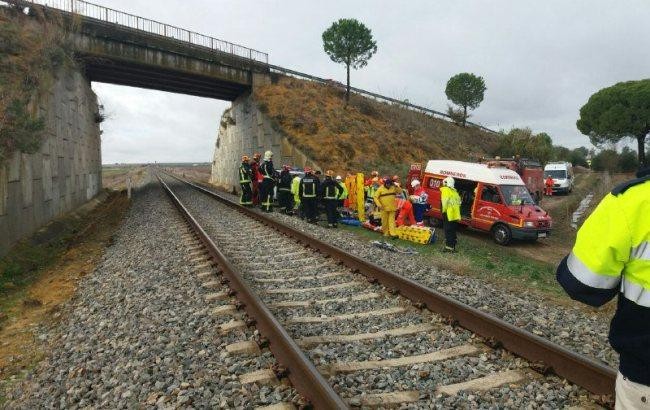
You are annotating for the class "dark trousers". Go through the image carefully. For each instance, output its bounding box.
[443,214,458,248]
[260,178,274,212]
[324,199,338,225]
[413,203,427,223]
[278,190,293,213]
[239,182,252,205]
[302,197,318,222]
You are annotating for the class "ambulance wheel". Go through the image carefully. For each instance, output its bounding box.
[492,224,512,246]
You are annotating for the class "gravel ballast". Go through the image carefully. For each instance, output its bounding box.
[4,183,298,409]
[165,176,597,407]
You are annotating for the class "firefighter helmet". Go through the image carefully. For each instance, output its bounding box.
[443,176,455,188]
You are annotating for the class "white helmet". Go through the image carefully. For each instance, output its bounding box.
[335,175,342,181]
[263,150,273,161]
[443,176,455,188]
[410,179,421,188]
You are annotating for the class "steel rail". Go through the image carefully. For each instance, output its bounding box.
[166,172,617,397]
[156,175,347,409]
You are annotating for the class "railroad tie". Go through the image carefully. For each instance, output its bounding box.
[205,291,228,302]
[285,307,406,324]
[323,344,479,376]
[254,403,296,410]
[238,369,278,385]
[197,271,213,280]
[201,280,221,290]
[264,281,359,294]
[254,271,347,283]
[349,391,421,407]
[435,369,528,396]
[225,340,260,356]
[219,320,247,333]
[212,305,238,316]
[298,323,435,346]
[267,292,381,308]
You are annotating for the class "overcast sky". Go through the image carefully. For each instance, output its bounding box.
[94,0,650,164]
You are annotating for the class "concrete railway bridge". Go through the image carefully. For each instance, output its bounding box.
[0,0,493,254]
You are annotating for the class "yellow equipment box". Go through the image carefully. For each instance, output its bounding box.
[395,225,435,244]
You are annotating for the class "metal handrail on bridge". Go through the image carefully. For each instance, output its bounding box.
[10,0,268,63]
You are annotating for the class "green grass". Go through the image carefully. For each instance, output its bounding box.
[340,224,564,299]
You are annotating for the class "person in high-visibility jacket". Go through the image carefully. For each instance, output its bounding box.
[557,167,650,408]
[258,150,275,212]
[544,176,554,196]
[322,170,343,228]
[335,175,348,208]
[299,167,320,223]
[440,176,461,252]
[291,174,302,219]
[238,155,253,206]
[250,153,262,205]
[373,177,400,238]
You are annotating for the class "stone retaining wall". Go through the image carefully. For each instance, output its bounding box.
[0,69,101,256]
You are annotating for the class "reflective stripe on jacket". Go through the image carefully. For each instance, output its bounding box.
[556,171,650,385]
[440,186,461,221]
[322,179,341,199]
[373,185,399,212]
[260,160,274,179]
[239,163,252,183]
[337,181,348,200]
[299,176,319,198]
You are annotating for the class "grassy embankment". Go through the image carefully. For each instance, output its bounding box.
[254,76,500,176]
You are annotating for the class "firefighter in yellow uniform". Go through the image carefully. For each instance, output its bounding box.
[440,176,461,252]
[557,167,650,408]
[373,177,400,238]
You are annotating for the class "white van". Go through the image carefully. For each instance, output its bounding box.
[544,162,574,194]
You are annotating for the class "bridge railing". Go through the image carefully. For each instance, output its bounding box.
[268,65,498,134]
[11,0,269,63]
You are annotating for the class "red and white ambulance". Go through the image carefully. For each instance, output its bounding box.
[407,160,552,245]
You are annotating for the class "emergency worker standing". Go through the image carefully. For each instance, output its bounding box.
[373,177,400,238]
[557,167,650,408]
[291,174,302,219]
[259,151,275,212]
[277,165,293,214]
[410,179,429,226]
[251,153,262,205]
[238,155,253,206]
[322,170,343,227]
[440,176,461,252]
[545,176,554,196]
[335,175,348,208]
[299,167,320,223]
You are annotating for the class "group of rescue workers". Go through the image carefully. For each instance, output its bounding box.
[238,150,650,406]
[237,151,463,252]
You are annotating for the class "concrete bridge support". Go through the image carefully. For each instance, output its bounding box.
[0,69,101,256]
[210,93,321,192]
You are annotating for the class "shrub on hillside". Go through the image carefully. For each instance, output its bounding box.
[0,6,75,164]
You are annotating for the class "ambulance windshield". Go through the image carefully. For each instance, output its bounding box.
[501,185,534,206]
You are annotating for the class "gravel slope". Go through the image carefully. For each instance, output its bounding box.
[4,183,298,409]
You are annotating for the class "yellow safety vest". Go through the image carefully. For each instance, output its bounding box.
[440,186,461,221]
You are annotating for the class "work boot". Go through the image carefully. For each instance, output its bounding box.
[442,246,457,253]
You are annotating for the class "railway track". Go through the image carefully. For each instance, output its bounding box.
[157,171,616,408]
